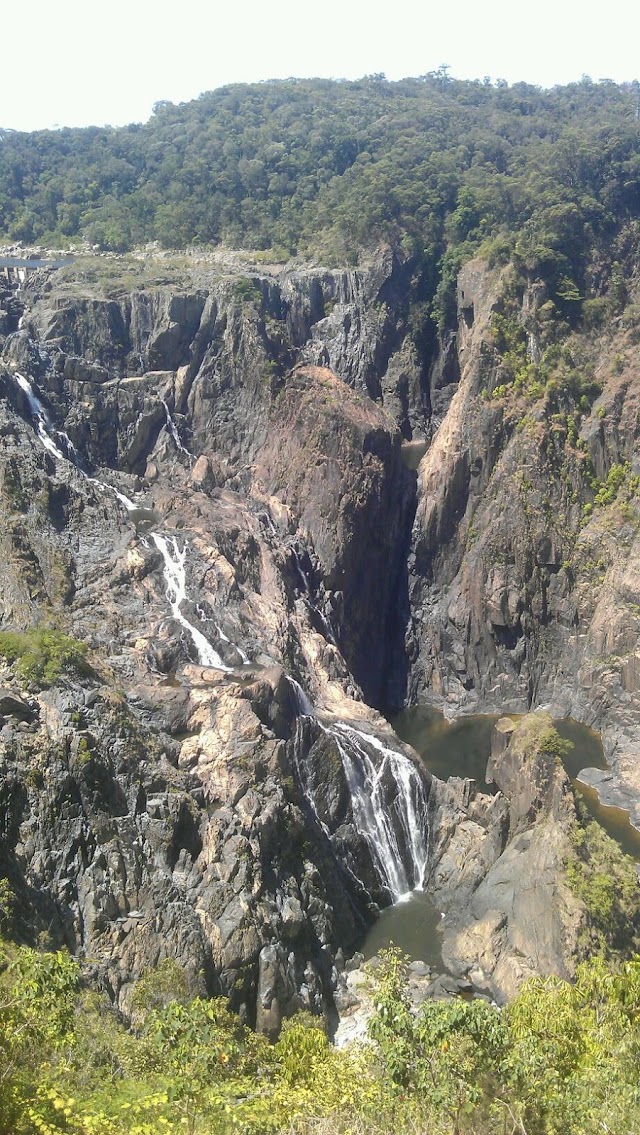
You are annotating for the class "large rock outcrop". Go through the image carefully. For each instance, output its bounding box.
[404,258,640,830]
[0,252,430,1026]
[429,713,582,1001]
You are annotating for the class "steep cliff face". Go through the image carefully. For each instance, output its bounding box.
[405,259,640,829]
[0,246,636,1026]
[0,250,433,1027]
[428,714,582,1001]
[17,253,421,702]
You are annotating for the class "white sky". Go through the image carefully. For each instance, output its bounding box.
[3,0,639,132]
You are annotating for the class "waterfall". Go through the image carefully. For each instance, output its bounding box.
[14,372,76,463]
[10,369,235,673]
[324,723,429,901]
[161,400,192,459]
[14,372,135,510]
[289,546,336,645]
[287,676,314,717]
[88,477,136,511]
[287,676,429,902]
[197,603,249,664]
[291,547,311,594]
[149,534,231,670]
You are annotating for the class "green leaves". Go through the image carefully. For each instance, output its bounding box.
[567,817,640,957]
[1,939,639,1133]
[365,947,640,1135]
[0,627,89,689]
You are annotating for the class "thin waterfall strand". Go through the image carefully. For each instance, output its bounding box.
[12,370,233,672]
[162,400,192,459]
[14,373,69,461]
[150,534,231,670]
[287,676,314,717]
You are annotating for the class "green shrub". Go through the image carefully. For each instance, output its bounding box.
[232,277,261,305]
[593,462,629,507]
[1,938,640,1135]
[582,296,608,330]
[0,879,14,931]
[567,815,640,957]
[130,958,191,1021]
[0,627,89,687]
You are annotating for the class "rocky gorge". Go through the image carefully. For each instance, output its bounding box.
[0,244,638,1032]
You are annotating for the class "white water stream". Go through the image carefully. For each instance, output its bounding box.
[287,673,430,903]
[162,400,192,460]
[149,534,230,670]
[12,368,429,898]
[11,370,234,671]
[14,372,71,461]
[325,722,429,900]
[287,676,315,717]
[290,547,336,644]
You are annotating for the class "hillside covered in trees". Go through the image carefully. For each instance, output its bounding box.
[2,75,640,316]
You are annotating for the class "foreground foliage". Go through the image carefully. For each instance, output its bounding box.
[0,940,639,1134]
[567,813,640,957]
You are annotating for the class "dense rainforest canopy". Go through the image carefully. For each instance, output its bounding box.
[2,75,640,300]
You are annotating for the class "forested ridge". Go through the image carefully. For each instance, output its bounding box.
[2,75,640,300]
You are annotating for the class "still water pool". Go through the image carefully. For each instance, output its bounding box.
[359,889,444,966]
[391,708,640,862]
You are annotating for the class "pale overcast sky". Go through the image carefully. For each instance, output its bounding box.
[3,0,639,131]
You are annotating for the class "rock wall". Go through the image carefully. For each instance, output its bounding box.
[0,252,431,1027]
[0,245,637,1028]
[428,714,581,1001]
[404,259,640,829]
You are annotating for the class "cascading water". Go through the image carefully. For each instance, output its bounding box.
[14,373,77,463]
[197,603,249,664]
[161,400,192,460]
[287,676,315,717]
[10,369,237,672]
[149,534,231,670]
[290,547,336,645]
[286,674,430,903]
[12,366,429,910]
[325,722,429,900]
[13,372,139,517]
[88,477,136,511]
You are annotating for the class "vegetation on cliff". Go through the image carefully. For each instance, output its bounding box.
[567,811,640,958]
[0,628,89,688]
[0,942,639,1135]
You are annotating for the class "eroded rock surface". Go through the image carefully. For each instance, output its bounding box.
[429,714,581,1001]
[404,259,640,830]
[0,247,637,1028]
